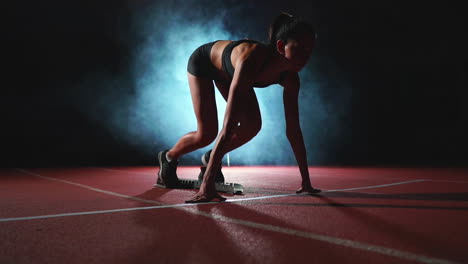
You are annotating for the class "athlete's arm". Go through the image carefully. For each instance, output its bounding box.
[210,44,268,160]
[224,45,267,131]
[281,72,313,189]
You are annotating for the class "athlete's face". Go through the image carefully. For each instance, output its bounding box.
[280,33,315,72]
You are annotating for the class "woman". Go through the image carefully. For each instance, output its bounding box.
[157,13,321,203]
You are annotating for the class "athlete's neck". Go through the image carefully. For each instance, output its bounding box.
[270,49,293,72]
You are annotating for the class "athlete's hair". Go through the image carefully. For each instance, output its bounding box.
[268,13,316,46]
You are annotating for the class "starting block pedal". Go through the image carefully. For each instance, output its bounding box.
[154,166,244,194]
[177,178,244,194]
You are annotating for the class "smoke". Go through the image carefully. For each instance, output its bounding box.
[74,1,352,166]
[127,1,236,163]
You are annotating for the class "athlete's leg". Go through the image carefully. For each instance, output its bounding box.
[186,86,262,202]
[168,73,219,160]
[213,80,262,153]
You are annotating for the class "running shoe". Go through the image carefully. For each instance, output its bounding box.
[156,149,179,188]
[198,166,225,183]
[200,149,225,183]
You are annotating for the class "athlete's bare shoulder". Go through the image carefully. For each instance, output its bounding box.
[232,41,269,69]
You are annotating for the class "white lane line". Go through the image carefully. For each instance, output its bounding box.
[6,178,462,224]
[325,179,427,192]
[0,178,427,223]
[0,205,172,222]
[0,178,428,223]
[182,207,457,264]
[424,180,468,184]
[14,169,164,205]
[100,167,425,192]
[229,179,427,203]
[12,168,426,207]
[1,178,455,223]
[95,167,155,176]
[6,169,457,264]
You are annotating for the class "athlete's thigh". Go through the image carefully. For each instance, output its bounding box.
[239,88,261,126]
[188,73,218,130]
[214,81,261,129]
[214,80,230,101]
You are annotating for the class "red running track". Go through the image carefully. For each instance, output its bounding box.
[1,166,467,264]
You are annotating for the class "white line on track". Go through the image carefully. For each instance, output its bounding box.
[424,180,468,184]
[0,178,428,223]
[95,167,155,176]
[3,169,458,264]
[228,179,427,203]
[183,207,458,264]
[14,169,164,205]
[11,169,426,208]
[98,167,426,189]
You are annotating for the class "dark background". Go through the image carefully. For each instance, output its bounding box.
[2,0,466,167]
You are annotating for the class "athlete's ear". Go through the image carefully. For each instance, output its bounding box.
[276,39,285,55]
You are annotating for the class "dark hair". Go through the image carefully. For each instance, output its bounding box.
[268,13,316,46]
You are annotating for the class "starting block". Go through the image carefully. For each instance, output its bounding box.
[154,166,244,195]
[177,178,244,194]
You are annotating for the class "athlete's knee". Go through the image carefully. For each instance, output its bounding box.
[196,128,218,146]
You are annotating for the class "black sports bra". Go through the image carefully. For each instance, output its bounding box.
[221,39,287,87]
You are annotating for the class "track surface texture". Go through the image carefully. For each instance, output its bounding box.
[1,166,467,264]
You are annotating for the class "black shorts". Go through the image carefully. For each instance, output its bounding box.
[187,41,219,80]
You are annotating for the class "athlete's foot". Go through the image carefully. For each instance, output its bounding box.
[185,192,227,203]
[156,149,179,188]
[296,186,321,194]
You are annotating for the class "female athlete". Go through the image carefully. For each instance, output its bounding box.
[157,13,321,203]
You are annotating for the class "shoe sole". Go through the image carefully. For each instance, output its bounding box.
[158,150,164,178]
[201,152,209,166]
[156,150,172,188]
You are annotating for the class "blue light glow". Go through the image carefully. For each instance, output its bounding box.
[76,1,352,166]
